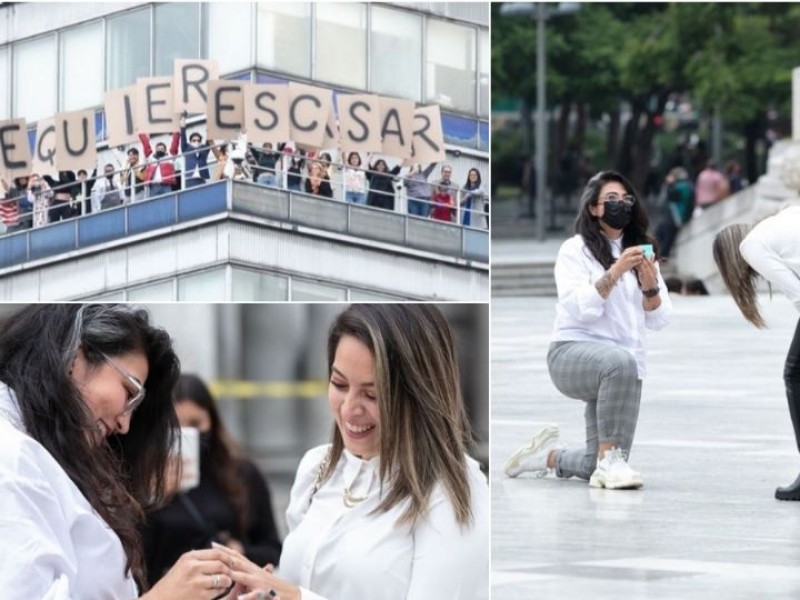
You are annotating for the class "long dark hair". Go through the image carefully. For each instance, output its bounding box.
[324,304,473,528]
[574,170,657,269]
[175,374,249,531]
[464,168,482,190]
[0,304,180,591]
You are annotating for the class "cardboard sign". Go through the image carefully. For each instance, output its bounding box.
[244,83,290,146]
[104,86,138,147]
[322,105,339,150]
[411,105,446,164]
[173,59,219,114]
[337,94,382,154]
[136,77,179,135]
[206,80,244,140]
[0,119,32,181]
[379,97,415,160]
[32,119,58,178]
[288,82,332,150]
[55,110,97,172]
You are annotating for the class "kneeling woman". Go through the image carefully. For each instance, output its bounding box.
[217,304,489,600]
[505,171,672,489]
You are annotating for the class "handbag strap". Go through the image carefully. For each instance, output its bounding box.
[178,493,217,539]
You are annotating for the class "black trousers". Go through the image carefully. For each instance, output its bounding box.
[786,317,800,452]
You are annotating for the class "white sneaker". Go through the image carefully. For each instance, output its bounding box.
[504,425,561,478]
[589,448,643,490]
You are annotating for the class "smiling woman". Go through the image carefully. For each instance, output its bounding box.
[0,304,244,600]
[217,304,490,600]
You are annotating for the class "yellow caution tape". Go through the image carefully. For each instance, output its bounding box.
[208,379,327,399]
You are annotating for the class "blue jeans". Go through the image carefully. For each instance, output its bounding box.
[346,191,367,205]
[408,197,428,217]
[148,183,173,198]
[257,173,277,187]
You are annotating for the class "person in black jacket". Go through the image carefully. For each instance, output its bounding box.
[367,158,401,211]
[304,161,333,198]
[142,374,282,588]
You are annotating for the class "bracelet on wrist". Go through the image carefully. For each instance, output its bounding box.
[642,286,660,299]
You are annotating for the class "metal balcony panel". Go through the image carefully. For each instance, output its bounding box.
[231,182,290,220]
[78,208,127,247]
[0,232,29,269]
[177,182,229,222]
[406,218,462,255]
[128,195,177,234]
[29,220,77,261]
[349,206,406,245]
[289,193,348,232]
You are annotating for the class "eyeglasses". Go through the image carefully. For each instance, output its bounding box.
[601,192,635,207]
[101,352,146,414]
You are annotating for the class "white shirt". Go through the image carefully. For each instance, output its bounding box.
[280,445,489,600]
[740,206,800,311]
[552,234,672,377]
[0,383,138,599]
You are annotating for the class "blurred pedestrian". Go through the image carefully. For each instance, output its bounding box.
[655,167,694,258]
[725,160,744,194]
[713,206,800,500]
[143,374,282,588]
[694,160,729,211]
[505,171,671,489]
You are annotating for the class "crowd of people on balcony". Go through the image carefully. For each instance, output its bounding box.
[0,118,489,236]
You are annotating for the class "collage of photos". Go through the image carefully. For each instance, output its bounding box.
[0,2,799,599]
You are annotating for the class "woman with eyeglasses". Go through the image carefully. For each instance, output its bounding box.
[210,304,489,600]
[0,304,237,599]
[504,171,672,489]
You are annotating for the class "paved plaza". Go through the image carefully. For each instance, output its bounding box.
[492,294,800,599]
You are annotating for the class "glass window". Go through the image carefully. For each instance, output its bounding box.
[0,47,8,120]
[349,288,399,301]
[155,3,200,76]
[60,21,104,111]
[206,3,252,74]
[128,280,175,301]
[478,28,489,117]
[370,6,421,101]
[257,3,311,78]
[13,35,56,122]
[314,3,366,89]
[291,279,346,301]
[107,9,151,89]
[178,268,226,300]
[232,268,288,300]
[426,19,476,113]
[88,291,127,301]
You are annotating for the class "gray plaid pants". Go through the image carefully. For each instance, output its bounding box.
[547,341,643,480]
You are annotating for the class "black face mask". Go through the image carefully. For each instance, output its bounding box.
[155,150,166,159]
[600,201,632,230]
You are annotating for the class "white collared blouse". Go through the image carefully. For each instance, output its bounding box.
[0,383,138,599]
[552,234,672,378]
[280,445,489,600]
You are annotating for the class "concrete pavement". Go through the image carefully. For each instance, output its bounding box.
[492,294,800,599]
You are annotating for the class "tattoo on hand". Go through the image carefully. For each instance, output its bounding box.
[594,270,616,298]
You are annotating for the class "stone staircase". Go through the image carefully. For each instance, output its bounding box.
[492,261,557,297]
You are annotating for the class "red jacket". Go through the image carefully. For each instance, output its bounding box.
[139,132,180,187]
[0,198,19,227]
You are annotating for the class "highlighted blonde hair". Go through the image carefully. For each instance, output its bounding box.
[712,223,767,328]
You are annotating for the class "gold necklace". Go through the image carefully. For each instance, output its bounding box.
[342,485,369,508]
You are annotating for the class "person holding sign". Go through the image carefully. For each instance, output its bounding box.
[0,304,239,599]
[139,133,180,198]
[366,158,401,211]
[210,304,489,600]
[180,116,212,189]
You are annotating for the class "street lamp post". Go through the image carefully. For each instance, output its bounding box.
[500,2,581,241]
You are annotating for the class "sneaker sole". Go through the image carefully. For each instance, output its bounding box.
[504,425,559,478]
[589,473,644,490]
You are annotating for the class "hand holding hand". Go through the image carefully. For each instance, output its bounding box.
[142,548,234,600]
[211,543,300,600]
